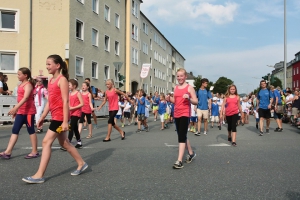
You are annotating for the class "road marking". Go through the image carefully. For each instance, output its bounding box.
[164,143,178,147]
[22,147,93,150]
[207,143,231,147]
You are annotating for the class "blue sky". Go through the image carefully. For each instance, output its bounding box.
[141,0,300,93]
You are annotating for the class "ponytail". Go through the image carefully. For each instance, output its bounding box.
[47,54,69,80]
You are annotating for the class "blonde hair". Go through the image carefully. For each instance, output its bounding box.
[160,93,165,99]
[106,79,115,85]
[225,84,238,97]
[176,68,187,75]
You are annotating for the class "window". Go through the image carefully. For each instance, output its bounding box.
[132,48,138,65]
[142,22,148,34]
[115,13,120,28]
[76,19,84,40]
[150,39,152,50]
[132,24,138,41]
[115,41,119,55]
[115,67,118,82]
[142,42,148,55]
[132,0,138,17]
[104,5,110,21]
[0,51,18,72]
[92,62,98,79]
[75,56,84,76]
[0,10,18,31]
[297,67,299,74]
[150,76,152,87]
[104,65,110,79]
[150,57,152,68]
[77,0,84,4]
[92,0,99,14]
[92,28,98,46]
[104,35,110,51]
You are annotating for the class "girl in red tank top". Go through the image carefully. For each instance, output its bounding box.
[0,68,39,160]
[78,82,94,139]
[68,79,84,148]
[22,55,87,184]
[165,68,198,169]
[220,85,242,147]
[97,79,131,142]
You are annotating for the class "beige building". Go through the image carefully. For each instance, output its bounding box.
[1,0,184,94]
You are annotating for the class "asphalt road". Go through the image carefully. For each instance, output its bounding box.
[0,116,300,200]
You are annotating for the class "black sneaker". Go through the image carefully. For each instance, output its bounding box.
[266,129,269,134]
[232,142,237,147]
[228,137,232,142]
[274,127,280,132]
[259,131,263,136]
[218,125,221,130]
[145,126,149,132]
[75,144,83,149]
[60,147,67,151]
[134,122,137,125]
[136,129,141,133]
[276,128,283,132]
[256,123,258,129]
[185,152,196,163]
[173,160,184,169]
[194,132,201,136]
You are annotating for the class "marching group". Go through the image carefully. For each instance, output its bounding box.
[0,54,297,184]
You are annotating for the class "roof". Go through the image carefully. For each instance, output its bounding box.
[140,11,185,61]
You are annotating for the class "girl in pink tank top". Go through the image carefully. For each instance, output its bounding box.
[165,68,198,169]
[22,55,87,184]
[0,67,39,160]
[68,79,84,148]
[78,82,94,139]
[97,79,131,142]
[220,85,242,147]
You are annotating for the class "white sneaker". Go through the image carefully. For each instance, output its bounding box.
[223,121,225,124]
[188,128,190,131]
[203,131,207,135]
[194,132,201,136]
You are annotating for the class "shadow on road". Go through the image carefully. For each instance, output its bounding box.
[285,191,300,200]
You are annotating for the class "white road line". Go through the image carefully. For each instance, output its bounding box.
[164,143,178,147]
[21,147,93,150]
[207,143,231,147]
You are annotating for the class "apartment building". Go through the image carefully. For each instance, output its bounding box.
[1,0,184,94]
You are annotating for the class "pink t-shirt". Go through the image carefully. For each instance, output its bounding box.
[81,93,92,114]
[174,84,190,118]
[48,75,64,121]
[17,82,36,115]
[106,89,119,111]
[225,96,239,116]
[69,92,82,117]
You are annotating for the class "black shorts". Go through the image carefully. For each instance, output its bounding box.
[49,120,63,133]
[124,112,131,118]
[258,108,271,119]
[135,111,137,118]
[137,114,145,121]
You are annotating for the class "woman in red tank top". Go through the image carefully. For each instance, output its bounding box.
[166,68,198,169]
[0,67,39,160]
[98,79,131,142]
[22,55,88,184]
[220,85,242,147]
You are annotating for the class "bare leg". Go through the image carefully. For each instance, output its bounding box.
[177,143,186,162]
[113,124,124,137]
[29,133,38,155]
[185,139,193,155]
[232,132,237,143]
[259,117,264,132]
[104,124,113,140]
[204,119,208,131]
[88,124,92,136]
[197,116,202,132]
[92,112,97,125]
[266,118,270,129]
[2,134,19,155]
[78,123,83,135]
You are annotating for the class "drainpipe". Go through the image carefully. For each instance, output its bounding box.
[29,0,33,70]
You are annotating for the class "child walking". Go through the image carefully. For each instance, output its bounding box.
[135,89,149,132]
[68,79,84,148]
[123,99,132,125]
[166,68,198,169]
[22,55,88,184]
[211,97,220,129]
[0,67,39,159]
[158,93,168,130]
[189,103,197,133]
[78,82,94,139]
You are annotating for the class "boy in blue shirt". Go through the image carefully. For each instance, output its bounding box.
[271,85,283,132]
[256,80,274,136]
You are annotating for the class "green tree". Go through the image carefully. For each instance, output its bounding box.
[271,77,282,89]
[193,76,202,91]
[213,77,233,94]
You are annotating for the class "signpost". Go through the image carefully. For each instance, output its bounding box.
[140,63,151,89]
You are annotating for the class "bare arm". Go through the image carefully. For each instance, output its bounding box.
[188,85,198,105]
[88,93,94,110]
[97,91,108,110]
[59,77,70,129]
[70,92,84,111]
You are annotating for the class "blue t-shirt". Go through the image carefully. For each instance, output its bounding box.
[211,103,219,116]
[158,101,167,115]
[273,89,282,104]
[137,96,145,114]
[197,89,212,110]
[91,86,97,104]
[258,88,274,109]
[152,96,160,106]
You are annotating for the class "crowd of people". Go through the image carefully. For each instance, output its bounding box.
[1,54,299,183]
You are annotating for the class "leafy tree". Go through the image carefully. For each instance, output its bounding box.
[193,76,202,91]
[271,77,282,89]
[213,77,233,94]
